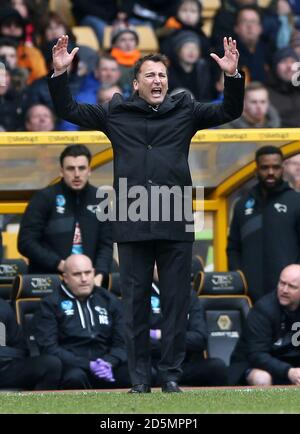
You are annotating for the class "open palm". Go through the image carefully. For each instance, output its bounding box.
[52,35,79,75]
[210,37,239,75]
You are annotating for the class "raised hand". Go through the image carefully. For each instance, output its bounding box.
[52,34,79,76]
[210,37,240,75]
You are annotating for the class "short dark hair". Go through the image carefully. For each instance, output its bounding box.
[235,5,262,25]
[255,146,283,163]
[0,36,18,49]
[133,53,169,80]
[60,145,92,167]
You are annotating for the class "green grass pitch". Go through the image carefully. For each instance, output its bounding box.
[0,387,300,414]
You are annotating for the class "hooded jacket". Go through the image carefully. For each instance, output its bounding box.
[33,284,126,369]
[231,291,300,381]
[48,71,244,242]
[227,181,300,302]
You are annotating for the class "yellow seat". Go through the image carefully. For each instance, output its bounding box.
[49,0,76,27]
[72,26,100,51]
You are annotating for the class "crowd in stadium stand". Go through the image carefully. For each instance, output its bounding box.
[0,0,300,131]
[2,0,300,391]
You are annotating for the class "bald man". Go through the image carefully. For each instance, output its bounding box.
[33,254,130,389]
[229,264,300,386]
[284,154,300,192]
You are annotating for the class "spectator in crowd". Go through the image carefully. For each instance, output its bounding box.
[263,0,295,50]
[158,0,211,61]
[219,81,281,128]
[110,24,141,94]
[0,6,47,83]
[76,54,122,105]
[9,0,41,47]
[284,154,300,192]
[216,82,281,171]
[129,0,174,28]
[59,54,123,131]
[0,297,62,390]
[97,84,122,104]
[266,46,300,127]
[150,267,228,387]
[211,0,259,48]
[18,144,113,287]
[33,254,129,389]
[48,34,244,394]
[26,38,85,125]
[39,12,98,76]
[227,146,300,303]
[0,58,26,131]
[24,104,55,131]
[168,31,213,102]
[229,264,300,386]
[0,36,18,69]
[233,5,271,82]
[71,0,133,47]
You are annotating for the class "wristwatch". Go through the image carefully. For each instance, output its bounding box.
[225,69,242,78]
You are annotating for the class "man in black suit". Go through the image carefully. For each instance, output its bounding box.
[48,35,244,393]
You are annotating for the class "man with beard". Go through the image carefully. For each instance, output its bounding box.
[227,146,300,302]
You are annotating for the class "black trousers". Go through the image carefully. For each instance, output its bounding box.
[60,363,131,389]
[0,355,62,390]
[118,240,193,386]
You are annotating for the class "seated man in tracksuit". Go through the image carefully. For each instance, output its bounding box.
[229,264,300,386]
[33,254,130,389]
[18,144,113,288]
[150,267,228,387]
[0,298,62,390]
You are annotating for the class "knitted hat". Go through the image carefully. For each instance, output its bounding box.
[172,30,201,52]
[0,6,25,28]
[111,25,139,46]
[272,47,298,67]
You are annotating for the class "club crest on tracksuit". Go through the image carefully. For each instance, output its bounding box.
[244,198,255,215]
[61,300,74,316]
[56,194,66,214]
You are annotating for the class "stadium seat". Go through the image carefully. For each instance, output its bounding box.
[0,259,28,301]
[11,274,61,356]
[72,26,100,51]
[194,270,252,366]
[191,254,204,283]
[49,0,76,27]
[103,25,159,54]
